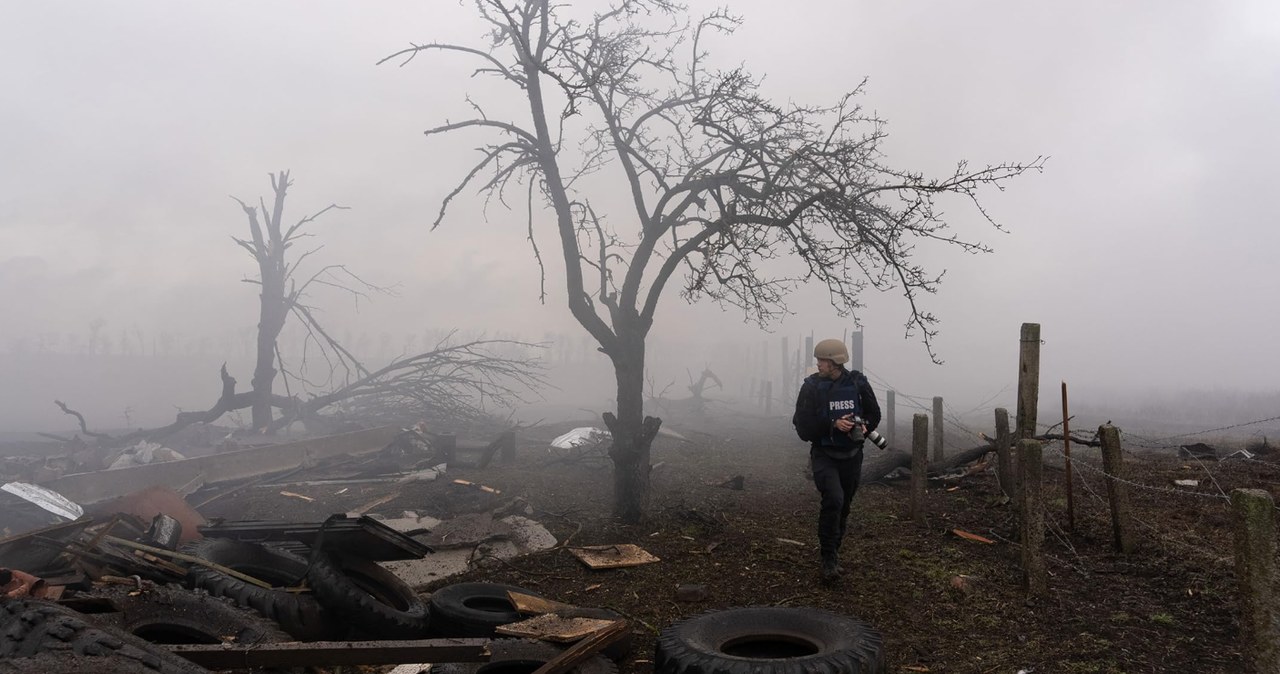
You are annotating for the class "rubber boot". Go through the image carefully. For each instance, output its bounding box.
[820,553,842,582]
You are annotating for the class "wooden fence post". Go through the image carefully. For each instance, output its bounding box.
[885,390,896,450]
[780,337,789,401]
[1019,439,1047,596]
[994,408,1014,499]
[1016,323,1041,440]
[1232,488,1278,673]
[1098,424,1135,554]
[931,396,944,462]
[910,413,928,526]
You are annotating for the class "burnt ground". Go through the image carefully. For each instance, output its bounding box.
[199,414,1280,674]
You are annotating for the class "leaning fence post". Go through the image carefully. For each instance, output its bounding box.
[1098,424,1135,554]
[1019,439,1047,596]
[910,413,929,526]
[885,390,896,450]
[994,408,1014,500]
[1232,488,1278,673]
[931,396,944,462]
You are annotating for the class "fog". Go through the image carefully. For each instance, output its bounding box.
[2,1,1277,435]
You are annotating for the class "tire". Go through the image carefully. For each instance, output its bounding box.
[654,606,886,674]
[91,584,292,646]
[305,552,430,639]
[180,538,341,641]
[427,582,542,637]
[0,599,209,673]
[431,639,618,674]
[0,654,201,674]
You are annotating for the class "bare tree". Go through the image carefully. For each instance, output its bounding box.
[54,172,544,447]
[231,170,350,431]
[386,0,1042,522]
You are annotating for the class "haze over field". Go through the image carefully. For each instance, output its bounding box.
[2,1,1277,434]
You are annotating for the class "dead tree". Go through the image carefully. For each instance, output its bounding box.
[54,173,545,446]
[387,0,1042,521]
[231,170,351,431]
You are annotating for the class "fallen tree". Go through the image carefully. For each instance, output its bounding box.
[863,430,1104,483]
[862,443,995,483]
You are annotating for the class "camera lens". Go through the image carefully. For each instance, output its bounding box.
[865,430,888,449]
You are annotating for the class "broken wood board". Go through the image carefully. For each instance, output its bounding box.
[952,529,995,544]
[495,613,618,642]
[568,544,659,569]
[508,590,575,615]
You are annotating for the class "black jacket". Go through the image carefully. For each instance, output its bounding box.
[792,368,881,447]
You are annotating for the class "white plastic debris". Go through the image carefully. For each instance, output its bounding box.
[1,482,84,521]
[550,427,611,449]
[1174,479,1200,487]
[109,441,186,469]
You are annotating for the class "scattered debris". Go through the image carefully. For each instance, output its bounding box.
[452,478,501,494]
[775,538,806,547]
[279,490,315,501]
[550,427,610,449]
[952,529,995,544]
[107,441,185,470]
[1174,479,1200,487]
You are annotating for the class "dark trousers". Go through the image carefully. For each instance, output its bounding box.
[811,448,864,557]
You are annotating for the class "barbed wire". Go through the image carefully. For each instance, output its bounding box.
[1043,443,1229,502]
[1064,451,1237,564]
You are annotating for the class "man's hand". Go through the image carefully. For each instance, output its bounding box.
[834,414,857,433]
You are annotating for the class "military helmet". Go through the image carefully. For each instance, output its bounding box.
[813,338,848,365]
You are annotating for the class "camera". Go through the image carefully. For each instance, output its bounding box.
[847,415,889,450]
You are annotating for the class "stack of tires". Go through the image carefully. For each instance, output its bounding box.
[654,606,886,674]
[179,538,429,641]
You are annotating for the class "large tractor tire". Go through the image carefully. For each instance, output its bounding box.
[654,606,885,674]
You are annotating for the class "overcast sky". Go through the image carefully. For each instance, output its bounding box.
[2,1,1277,431]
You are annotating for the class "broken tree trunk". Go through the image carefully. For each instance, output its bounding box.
[863,443,996,483]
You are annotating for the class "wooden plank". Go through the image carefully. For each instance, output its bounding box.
[568,544,659,569]
[530,620,629,674]
[495,614,615,642]
[169,638,492,669]
[507,590,574,615]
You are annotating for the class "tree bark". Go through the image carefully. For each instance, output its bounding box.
[602,332,661,523]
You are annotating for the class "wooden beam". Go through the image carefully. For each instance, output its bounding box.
[168,638,492,669]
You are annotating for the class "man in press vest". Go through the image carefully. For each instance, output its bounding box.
[792,338,883,582]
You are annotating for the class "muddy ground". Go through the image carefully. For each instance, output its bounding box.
[201,414,1277,674]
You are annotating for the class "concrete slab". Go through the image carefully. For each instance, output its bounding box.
[375,511,557,590]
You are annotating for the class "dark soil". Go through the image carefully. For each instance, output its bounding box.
[203,415,1280,674]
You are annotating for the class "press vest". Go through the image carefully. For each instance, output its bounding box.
[816,372,864,458]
